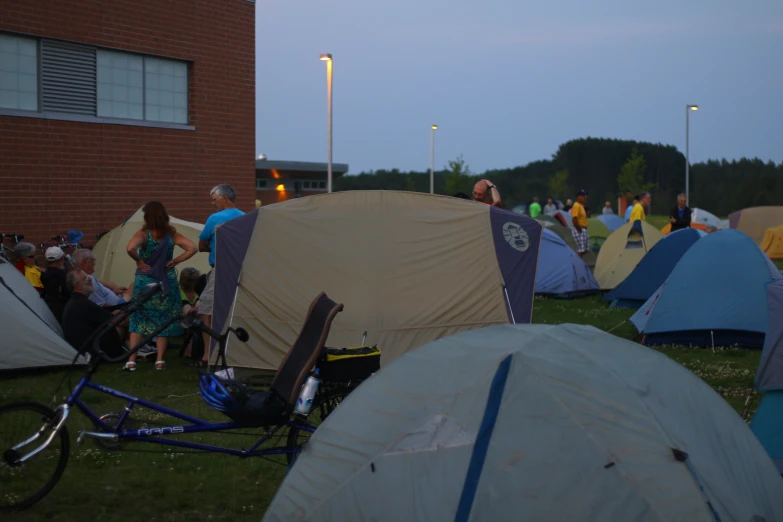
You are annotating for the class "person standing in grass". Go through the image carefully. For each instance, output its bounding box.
[123,201,198,372]
[630,192,650,222]
[670,193,691,231]
[195,184,245,367]
[571,190,590,257]
[528,197,542,218]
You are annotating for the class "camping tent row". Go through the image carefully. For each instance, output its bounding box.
[630,229,781,348]
[0,260,87,370]
[92,207,212,289]
[263,323,783,522]
[210,191,543,370]
[593,220,664,290]
[534,229,599,298]
[729,206,783,259]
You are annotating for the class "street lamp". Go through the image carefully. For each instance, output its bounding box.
[430,125,438,194]
[320,53,333,193]
[686,104,698,205]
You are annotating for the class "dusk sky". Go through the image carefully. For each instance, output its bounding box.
[255,1,783,175]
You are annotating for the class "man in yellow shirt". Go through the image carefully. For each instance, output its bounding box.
[13,242,44,294]
[630,192,650,222]
[571,190,590,257]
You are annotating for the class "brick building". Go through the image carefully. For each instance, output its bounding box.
[0,0,256,248]
[255,158,349,206]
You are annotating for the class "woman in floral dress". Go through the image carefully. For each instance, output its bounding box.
[123,201,198,371]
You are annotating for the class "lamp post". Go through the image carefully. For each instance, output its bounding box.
[686,104,698,205]
[320,53,333,193]
[430,125,438,194]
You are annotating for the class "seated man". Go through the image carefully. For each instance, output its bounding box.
[71,249,132,307]
[40,246,70,323]
[61,269,126,359]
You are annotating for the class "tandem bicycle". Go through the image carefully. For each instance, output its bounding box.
[0,283,380,511]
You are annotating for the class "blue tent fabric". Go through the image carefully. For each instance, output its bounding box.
[754,279,783,391]
[603,228,706,308]
[535,229,599,298]
[630,229,782,348]
[750,391,783,474]
[750,280,783,473]
[596,214,624,232]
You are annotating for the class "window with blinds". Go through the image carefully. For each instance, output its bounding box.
[0,31,189,126]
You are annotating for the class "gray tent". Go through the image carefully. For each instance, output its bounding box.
[263,323,783,522]
[0,260,86,370]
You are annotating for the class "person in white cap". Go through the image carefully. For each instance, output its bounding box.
[41,246,70,323]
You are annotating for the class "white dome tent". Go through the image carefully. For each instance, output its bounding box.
[0,260,87,370]
[263,323,783,522]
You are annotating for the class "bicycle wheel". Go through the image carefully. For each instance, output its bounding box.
[0,402,70,511]
[285,387,352,467]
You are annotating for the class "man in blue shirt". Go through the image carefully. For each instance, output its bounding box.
[194,184,244,367]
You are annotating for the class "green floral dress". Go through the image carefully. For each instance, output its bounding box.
[129,230,183,337]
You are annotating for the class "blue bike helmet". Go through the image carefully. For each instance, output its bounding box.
[198,373,244,413]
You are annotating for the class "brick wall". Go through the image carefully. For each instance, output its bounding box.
[0,0,255,247]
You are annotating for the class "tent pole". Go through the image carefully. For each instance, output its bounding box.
[504,286,516,324]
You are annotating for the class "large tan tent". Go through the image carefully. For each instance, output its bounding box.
[761,225,783,260]
[210,191,543,370]
[0,260,87,370]
[729,206,783,244]
[594,220,663,290]
[92,207,212,288]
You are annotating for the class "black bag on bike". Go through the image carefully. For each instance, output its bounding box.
[316,345,381,383]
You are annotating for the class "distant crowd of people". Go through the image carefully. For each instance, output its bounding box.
[12,184,246,373]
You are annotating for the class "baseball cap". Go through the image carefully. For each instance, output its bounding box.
[45,246,64,261]
[577,189,588,196]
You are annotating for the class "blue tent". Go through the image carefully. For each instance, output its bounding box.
[596,214,624,232]
[603,228,706,308]
[535,229,599,298]
[750,279,783,473]
[630,229,782,348]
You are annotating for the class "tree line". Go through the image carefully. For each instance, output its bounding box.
[334,137,783,216]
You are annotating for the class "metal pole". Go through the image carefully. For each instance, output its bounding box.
[327,58,333,193]
[685,105,689,205]
[429,125,438,194]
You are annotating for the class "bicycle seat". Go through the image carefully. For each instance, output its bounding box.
[198,373,287,427]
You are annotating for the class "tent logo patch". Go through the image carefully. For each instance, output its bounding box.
[502,222,529,252]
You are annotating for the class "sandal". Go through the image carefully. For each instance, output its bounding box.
[155,360,166,370]
[188,360,208,368]
[123,361,136,372]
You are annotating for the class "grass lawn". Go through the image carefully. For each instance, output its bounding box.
[1,295,764,521]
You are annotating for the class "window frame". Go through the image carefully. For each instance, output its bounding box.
[0,31,194,131]
[0,33,40,112]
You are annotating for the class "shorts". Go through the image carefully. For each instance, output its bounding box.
[199,268,215,316]
[572,227,589,253]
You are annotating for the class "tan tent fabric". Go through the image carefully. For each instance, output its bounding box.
[761,225,783,260]
[594,221,663,290]
[729,206,783,244]
[221,191,540,370]
[92,207,212,288]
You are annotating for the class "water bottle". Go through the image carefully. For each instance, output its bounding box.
[294,369,321,416]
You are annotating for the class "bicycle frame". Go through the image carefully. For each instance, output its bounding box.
[57,303,317,458]
[67,377,316,457]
